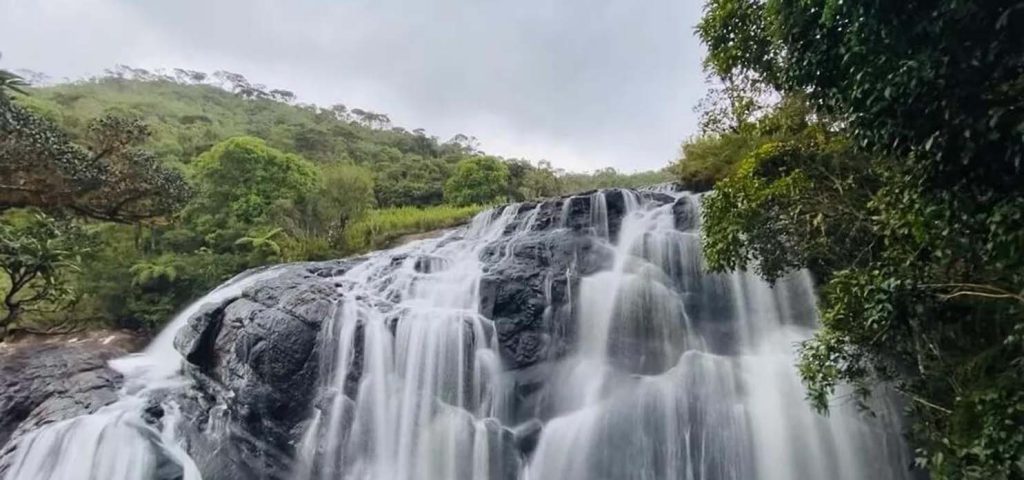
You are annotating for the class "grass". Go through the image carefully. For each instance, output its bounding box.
[343,204,485,254]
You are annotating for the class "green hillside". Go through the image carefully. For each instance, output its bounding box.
[1,70,670,336]
[21,74,671,206]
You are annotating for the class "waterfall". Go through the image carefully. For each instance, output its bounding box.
[2,189,916,480]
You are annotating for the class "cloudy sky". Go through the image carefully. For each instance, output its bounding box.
[0,0,707,172]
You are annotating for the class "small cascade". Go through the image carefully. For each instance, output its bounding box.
[292,205,538,480]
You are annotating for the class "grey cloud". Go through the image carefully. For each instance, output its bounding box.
[0,0,706,171]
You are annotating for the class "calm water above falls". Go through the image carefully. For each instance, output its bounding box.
[3,188,915,480]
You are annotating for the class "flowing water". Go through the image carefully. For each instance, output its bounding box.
[1,267,284,480]
[3,189,915,480]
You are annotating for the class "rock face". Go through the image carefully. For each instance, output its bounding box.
[170,260,359,480]
[0,340,127,474]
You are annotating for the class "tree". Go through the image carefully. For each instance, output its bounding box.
[269,89,296,103]
[505,159,562,200]
[189,137,321,229]
[697,1,1024,477]
[234,227,285,259]
[693,75,773,136]
[504,159,535,201]
[0,211,84,338]
[446,133,479,154]
[702,138,877,282]
[0,92,191,223]
[275,163,375,240]
[329,104,351,121]
[444,156,509,206]
[672,94,816,191]
[173,68,207,84]
[129,254,179,289]
[372,152,451,207]
[522,160,562,199]
[0,69,28,95]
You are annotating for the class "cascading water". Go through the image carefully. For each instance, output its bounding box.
[526,191,911,480]
[1,188,917,480]
[292,205,523,480]
[1,267,282,480]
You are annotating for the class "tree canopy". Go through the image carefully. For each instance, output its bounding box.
[0,91,190,223]
[0,210,85,336]
[444,156,511,206]
[189,136,321,227]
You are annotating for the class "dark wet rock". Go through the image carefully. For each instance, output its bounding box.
[0,341,126,472]
[529,198,568,231]
[604,189,627,240]
[513,418,544,456]
[414,254,450,273]
[171,260,358,480]
[478,228,613,369]
[563,195,594,232]
[642,191,676,205]
[673,196,699,231]
[481,417,523,480]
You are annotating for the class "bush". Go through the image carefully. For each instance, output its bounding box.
[444,156,509,206]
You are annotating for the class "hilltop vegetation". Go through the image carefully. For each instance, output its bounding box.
[0,69,670,336]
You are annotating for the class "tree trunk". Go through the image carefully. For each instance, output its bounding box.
[0,306,16,342]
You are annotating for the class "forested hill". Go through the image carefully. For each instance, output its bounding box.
[0,69,670,337]
[20,72,671,206]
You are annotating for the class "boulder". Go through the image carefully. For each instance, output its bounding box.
[171,260,358,480]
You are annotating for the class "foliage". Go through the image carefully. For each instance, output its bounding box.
[0,68,29,95]
[189,136,321,228]
[342,204,483,254]
[23,76,472,205]
[696,0,1024,477]
[702,138,878,282]
[672,94,817,191]
[88,246,247,330]
[372,151,453,207]
[0,92,191,223]
[274,162,376,242]
[444,156,510,206]
[504,159,563,201]
[23,74,667,205]
[0,210,85,337]
[129,254,180,289]
[521,160,563,199]
[558,168,674,193]
[673,133,763,192]
[697,0,781,87]
[234,227,285,259]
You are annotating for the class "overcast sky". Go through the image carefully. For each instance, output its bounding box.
[0,0,707,172]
